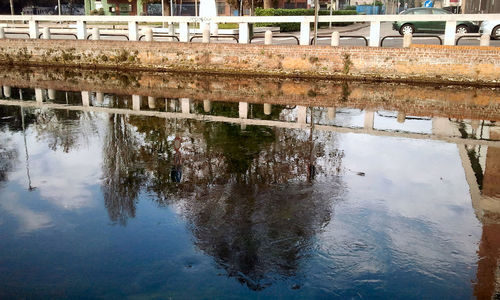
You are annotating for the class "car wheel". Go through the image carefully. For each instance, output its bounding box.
[399,24,414,36]
[456,25,469,34]
[493,25,500,40]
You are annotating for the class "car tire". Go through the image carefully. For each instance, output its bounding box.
[456,25,469,34]
[493,25,500,40]
[399,24,414,36]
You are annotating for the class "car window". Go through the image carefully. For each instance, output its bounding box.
[403,10,414,14]
[432,9,449,14]
[413,9,431,14]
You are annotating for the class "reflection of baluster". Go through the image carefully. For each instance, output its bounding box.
[181,98,190,114]
[397,112,406,123]
[297,106,307,124]
[48,89,56,101]
[328,107,336,120]
[364,110,374,130]
[148,96,156,109]
[3,86,11,98]
[239,102,248,119]
[170,99,178,112]
[20,106,35,191]
[203,100,212,113]
[264,103,271,115]
[35,88,43,103]
[132,95,141,111]
[432,117,458,137]
[96,92,104,106]
[81,91,90,106]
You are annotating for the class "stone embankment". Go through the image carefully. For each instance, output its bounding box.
[0,39,499,85]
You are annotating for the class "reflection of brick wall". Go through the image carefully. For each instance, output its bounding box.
[474,224,500,300]
[0,39,499,83]
[484,128,500,197]
[1,67,500,121]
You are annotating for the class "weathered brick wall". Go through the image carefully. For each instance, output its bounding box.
[0,39,499,84]
[1,67,500,120]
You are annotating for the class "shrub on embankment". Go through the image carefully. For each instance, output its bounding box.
[255,8,358,32]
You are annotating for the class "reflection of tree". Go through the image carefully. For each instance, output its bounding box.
[183,181,340,290]
[0,135,17,184]
[33,108,81,153]
[102,113,146,225]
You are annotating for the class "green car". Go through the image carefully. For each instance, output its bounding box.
[392,8,479,35]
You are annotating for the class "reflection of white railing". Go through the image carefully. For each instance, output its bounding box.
[1,97,499,147]
[0,14,499,46]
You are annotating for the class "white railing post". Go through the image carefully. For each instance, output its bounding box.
[0,27,5,39]
[202,24,210,43]
[265,30,272,45]
[181,98,191,114]
[76,21,87,40]
[128,21,139,41]
[444,20,456,46]
[81,91,90,106]
[35,88,43,103]
[369,21,380,47]
[297,106,307,123]
[300,21,310,45]
[91,27,100,40]
[144,27,153,41]
[239,23,249,44]
[179,22,190,42]
[29,20,39,39]
[403,33,412,48]
[42,27,51,39]
[480,34,490,46]
[331,31,340,46]
[132,95,141,111]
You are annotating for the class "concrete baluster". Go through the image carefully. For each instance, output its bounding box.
[128,21,139,41]
[364,110,374,130]
[299,21,310,45]
[369,21,381,47]
[403,33,412,48]
[264,30,273,45]
[297,106,307,124]
[179,22,190,42]
[35,89,43,103]
[211,23,218,36]
[203,100,212,112]
[239,23,250,44]
[202,24,210,43]
[181,98,190,114]
[144,28,153,42]
[170,99,178,112]
[264,103,271,115]
[480,34,490,46]
[0,27,5,39]
[331,31,340,46]
[132,95,141,111]
[148,96,156,109]
[48,89,56,101]
[239,102,248,119]
[76,21,87,40]
[169,23,175,41]
[91,27,100,40]
[42,27,51,40]
[81,91,90,106]
[29,20,39,39]
[444,20,457,46]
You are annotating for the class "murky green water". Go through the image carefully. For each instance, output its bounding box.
[0,74,499,299]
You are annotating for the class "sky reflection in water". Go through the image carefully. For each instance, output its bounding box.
[0,87,495,299]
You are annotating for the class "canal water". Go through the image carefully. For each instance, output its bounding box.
[0,69,499,299]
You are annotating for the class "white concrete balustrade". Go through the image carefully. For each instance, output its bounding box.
[0,14,499,46]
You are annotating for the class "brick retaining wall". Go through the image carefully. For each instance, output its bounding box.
[0,39,499,84]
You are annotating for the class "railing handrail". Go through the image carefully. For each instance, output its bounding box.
[0,14,500,23]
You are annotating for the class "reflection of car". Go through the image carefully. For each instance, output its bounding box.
[392,7,479,35]
[480,20,500,39]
